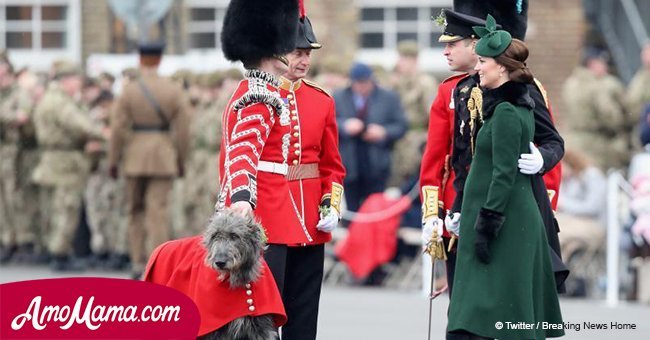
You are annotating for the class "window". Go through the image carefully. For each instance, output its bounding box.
[187,1,229,50]
[1,2,70,50]
[358,1,451,50]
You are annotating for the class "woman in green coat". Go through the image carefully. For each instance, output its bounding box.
[446,16,564,339]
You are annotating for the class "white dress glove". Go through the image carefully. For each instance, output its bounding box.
[518,142,544,175]
[445,212,461,237]
[317,211,339,233]
[422,218,444,245]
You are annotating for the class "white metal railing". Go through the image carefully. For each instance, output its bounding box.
[606,171,634,306]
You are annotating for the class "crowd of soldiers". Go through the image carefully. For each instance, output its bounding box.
[562,43,650,171]
[0,40,439,273]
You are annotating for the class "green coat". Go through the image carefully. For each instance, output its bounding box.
[447,82,563,339]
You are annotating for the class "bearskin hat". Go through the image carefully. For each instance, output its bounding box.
[453,0,528,40]
[221,0,299,65]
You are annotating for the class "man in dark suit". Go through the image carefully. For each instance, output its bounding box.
[333,63,407,212]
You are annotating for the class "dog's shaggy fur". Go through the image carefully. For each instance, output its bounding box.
[199,210,276,340]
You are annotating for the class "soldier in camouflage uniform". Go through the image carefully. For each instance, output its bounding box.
[83,90,129,268]
[313,55,349,94]
[628,42,650,124]
[388,40,438,187]
[32,61,107,270]
[1,61,39,258]
[181,72,223,236]
[563,48,635,171]
[0,58,39,262]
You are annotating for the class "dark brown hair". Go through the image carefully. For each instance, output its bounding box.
[495,39,534,83]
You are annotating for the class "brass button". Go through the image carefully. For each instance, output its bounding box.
[245,283,251,289]
[293,160,299,165]
[294,143,300,148]
[293,126,299,131]
[247,299,253,305]
[292,110,298,114]
[246,290,252,296]
[294,150,301,155]
[249,306,256,312]
[290,100,295,105]
[293,132,299,137]
[287,94,293,99]
[292,116,298,121]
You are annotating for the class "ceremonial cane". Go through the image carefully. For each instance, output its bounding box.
[424,229,446,340]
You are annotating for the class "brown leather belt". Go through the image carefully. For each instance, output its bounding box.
[287,163,320,181]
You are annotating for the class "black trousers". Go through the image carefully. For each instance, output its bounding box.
[343,176,386,212]
[444,236,457,300]
[264,244,325,340]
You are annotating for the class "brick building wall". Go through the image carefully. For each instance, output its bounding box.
[81,0,111,61]
[526,0,586,128]
[308,0,359,69]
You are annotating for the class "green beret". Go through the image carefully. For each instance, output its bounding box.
[473,15,512,58]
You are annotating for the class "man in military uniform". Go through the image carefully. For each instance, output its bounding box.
[0,56,38,262]
[83,90,129,268]
[421,1,567,295]
[628,42,650,121]
[273,13,346,339]
[563,48,633,170]
[31,61,107,270]
[389,40,438,187]
[108,43,190,278]
[182,71,223,236]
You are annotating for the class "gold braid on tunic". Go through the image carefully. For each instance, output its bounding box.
[466,86,483,155]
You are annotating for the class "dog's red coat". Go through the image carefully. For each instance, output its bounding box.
[144,236,287,336]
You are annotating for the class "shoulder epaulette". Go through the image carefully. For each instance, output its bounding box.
[303,79,332,98]
[442,73,469,84]
[532,78,550,108]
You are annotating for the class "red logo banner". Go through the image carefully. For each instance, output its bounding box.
[0,278,200,339]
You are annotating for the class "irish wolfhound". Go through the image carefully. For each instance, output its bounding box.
[199,210,276,340]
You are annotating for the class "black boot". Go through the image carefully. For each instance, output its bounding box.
[447,331,493,340]
[106,253,130,271]
[50,255,86,272]
[13,243,35,263]
[0,244,18,264]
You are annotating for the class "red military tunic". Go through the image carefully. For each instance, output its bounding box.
[218,69,320,245]
[420,74,466,237]
[278,77,346,246]
[144,236,287,336]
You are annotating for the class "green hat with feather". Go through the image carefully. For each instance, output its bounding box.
[473,14,512,57]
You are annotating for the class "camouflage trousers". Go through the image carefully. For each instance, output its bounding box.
[388,130,427,187]
[0,146,39,247]
[40,183,85,255]
[84,166,128,255]
[182,150,219,236]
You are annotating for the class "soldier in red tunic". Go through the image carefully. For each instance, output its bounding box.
[268,10,346,339]
[421,2,568,296]
[421,1,566,298]
[420,11,495,296]
[144,0,299,337]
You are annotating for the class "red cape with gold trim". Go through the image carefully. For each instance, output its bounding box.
[144,236,286,336]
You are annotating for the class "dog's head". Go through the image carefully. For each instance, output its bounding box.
[202,209,266,287]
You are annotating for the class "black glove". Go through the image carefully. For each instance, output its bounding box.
[474,208,505,264]
[109,165,118,180]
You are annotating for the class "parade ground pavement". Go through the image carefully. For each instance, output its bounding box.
[1,264,649,340]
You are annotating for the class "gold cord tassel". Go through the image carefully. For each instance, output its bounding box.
[424,230,447,261]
